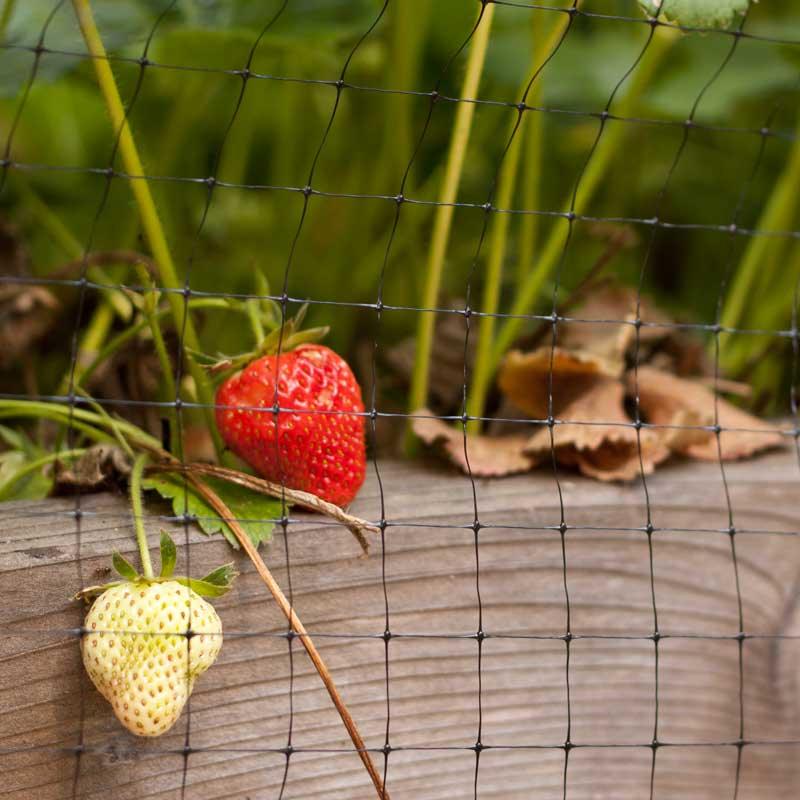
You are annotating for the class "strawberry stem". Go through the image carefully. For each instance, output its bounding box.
[130,453,154,580]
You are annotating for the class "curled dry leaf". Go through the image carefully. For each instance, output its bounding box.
[557,286,674,366]
[0,284,60,368]
[498,347,618,419]
[524,379,670,481]
[631,366,785,461]
[55,444,132,493]
[386,302,476,408]
[412,410,537,477]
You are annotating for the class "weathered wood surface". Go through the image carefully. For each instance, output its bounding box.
[2,452,800,799]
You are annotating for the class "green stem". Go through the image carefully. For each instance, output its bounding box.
[78,298,240,390]
[71,0,223,461]
[516,9,550,289]
[0,448,85,501]
[129,453,154,579]
[136,266,180,455]
[0,399,163,451]
[387,0,431,182]
[14,177,83,257]
[467,10,574,434]
[406,2,495,446]
[719,111,800,370]
[0,0,16,41]
[490,25,678,371]
[246,299,266,347]
[59,303,115,395]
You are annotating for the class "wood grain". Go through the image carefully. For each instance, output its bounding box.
[2,452,800,799]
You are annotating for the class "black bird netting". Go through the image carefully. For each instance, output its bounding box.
[2,1,800,799]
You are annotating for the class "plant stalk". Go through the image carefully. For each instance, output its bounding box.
[489,25,678,372]
[405,2,496,448]
[136,265,180,454]
[516,8,552,289]
[719,111,800,371]
[130,452,154,579]
[0,399,164,452]
[467,9,574,434]
[0,0,16,41]
[71,0,224,460]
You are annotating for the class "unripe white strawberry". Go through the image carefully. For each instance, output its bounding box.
[77,531,235,737]
[638,0,751,29]
[82,580,222,736]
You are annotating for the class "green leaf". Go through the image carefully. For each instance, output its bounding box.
[199,563,237,588]
[143,473,281,550]
[172,575,235,598]
[0,425,28,452]
[0,428,52,502]
[112,552,139,581]
[159,531,177,579]
[638,0,748,29]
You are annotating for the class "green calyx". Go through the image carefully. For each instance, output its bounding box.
[192,302,329,381]
[74,530,237,602]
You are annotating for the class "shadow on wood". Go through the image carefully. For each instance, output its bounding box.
[2,453,800,798]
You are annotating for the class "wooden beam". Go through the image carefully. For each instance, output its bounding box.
[1,453,799,798]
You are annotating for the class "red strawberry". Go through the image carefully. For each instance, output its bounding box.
[215,344,366,507]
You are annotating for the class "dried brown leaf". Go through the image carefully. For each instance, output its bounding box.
[54,444,132,493]
[0,285,60,367]
[559,285,675,363]
[498,346,617,420]
[523,379,670,482]
[412,410,537,477]
[386,304,476,408]
[0,218,29,276]
[631,366,784,461]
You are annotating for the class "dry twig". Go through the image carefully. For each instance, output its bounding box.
[150,461,379,554]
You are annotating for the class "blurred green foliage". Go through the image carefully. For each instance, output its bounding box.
[1,0,799,417]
